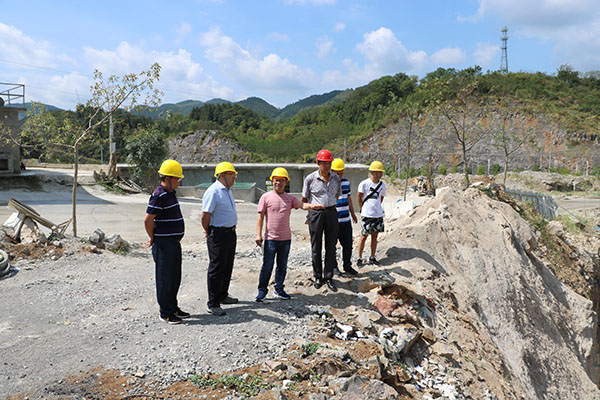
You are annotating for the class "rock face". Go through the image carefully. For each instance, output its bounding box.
[167,130,250,163]
[388,187,599,399]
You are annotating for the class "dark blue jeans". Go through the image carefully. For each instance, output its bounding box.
[152,237,182,317]
[258,240,291,294]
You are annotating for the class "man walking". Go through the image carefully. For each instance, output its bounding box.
[201,161,239,316]
[357,161,387,267]
[144,159,189,325]
[301,149,341,291]
[255,167,323,302]
[331,158,359,276]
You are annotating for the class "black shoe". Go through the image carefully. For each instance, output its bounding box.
[221,296,239,304]
[207,306,226,316]
[356,258,364,268]
[314,278,324,289]
[174,309,191,319]
[326,280,338,292]
[344,266,359,276]
[160,314,183,325]
[369,256,380,266]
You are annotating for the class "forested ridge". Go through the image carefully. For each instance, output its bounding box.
[16,66,600,170]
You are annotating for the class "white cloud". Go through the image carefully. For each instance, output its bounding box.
[333,22,346,32]
[199,27,314,93]
[177,22,192,36]
[316,37,333,58]
[356,27,428,75]
[431,47,467,65]
[267,32,290,42]
[0,22,72,67]
[82,42,233,104]
[473,42,499,67]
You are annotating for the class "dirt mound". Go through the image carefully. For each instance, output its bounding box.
[382,187,599,399]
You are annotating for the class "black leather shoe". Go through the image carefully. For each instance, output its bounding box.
[333,267,343,276]
[326,279,338,292]
[314,278,324,289]
[221,296,239,304]
[344,266,359,276]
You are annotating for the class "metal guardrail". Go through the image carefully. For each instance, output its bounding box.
[0,83,25,107]
[505,189,558,219]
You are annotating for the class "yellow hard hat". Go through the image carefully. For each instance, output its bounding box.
[369,161,385,172]
[331,158,345,171]
[214,161,237,177]
[157,159,184,178]
[270,167,290,181]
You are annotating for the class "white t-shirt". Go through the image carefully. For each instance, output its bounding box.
[358,178,386,218]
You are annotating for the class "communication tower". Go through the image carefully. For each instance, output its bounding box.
[500,26,508,73]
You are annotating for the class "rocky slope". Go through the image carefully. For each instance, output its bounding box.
[167,130,250,163]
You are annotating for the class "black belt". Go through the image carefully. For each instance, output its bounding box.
[209,225,236,232]
[313,206,336,211]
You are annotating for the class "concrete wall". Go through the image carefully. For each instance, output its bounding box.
[0,106,23,174]
[118,162,370,205]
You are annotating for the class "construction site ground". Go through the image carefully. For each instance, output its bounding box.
[1,167,600,399]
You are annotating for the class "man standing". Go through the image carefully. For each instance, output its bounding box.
[301,149,341,291]
[144,159,189,325]
[357,161,387,267]
[255,167,323,302]
[331,158,359,276]
[201,161,239,316]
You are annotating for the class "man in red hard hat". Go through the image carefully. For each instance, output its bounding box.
[301,149,341,292]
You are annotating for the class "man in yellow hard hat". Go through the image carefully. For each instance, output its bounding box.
[144,159,188,325]
[331,158,358,276]
[357,161,387,267]
[201,161,238,316]
[255,167,323,302]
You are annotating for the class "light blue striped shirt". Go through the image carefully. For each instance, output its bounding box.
[202,180,238,227]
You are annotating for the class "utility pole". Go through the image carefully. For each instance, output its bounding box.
[343,139,347,161]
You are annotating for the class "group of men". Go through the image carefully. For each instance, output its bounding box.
[144,150,387,325]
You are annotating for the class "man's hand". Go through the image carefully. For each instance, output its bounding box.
[310,204,325,210]
[255,235,263,247]
[146,237,153,247]
[351,212,358,224]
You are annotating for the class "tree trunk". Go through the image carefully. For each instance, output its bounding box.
[462,140,469,188]
[108,152,117,180]
[72,144,79,237]
[503,147,509,186]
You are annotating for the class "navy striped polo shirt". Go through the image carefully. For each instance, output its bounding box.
[336,177,351,223]
[146,185,185,241]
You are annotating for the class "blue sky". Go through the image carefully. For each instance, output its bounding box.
[1,0,599,110]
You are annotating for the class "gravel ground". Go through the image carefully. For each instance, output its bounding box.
[0,235,363,398]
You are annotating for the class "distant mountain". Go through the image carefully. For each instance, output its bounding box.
[18,102,63,120]
[237,97,280,118]
[276,90,345,119]
[21,89,351,121]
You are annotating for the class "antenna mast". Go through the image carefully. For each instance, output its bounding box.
[500,26,508,73]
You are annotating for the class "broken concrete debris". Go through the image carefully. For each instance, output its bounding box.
[87,228,131,253]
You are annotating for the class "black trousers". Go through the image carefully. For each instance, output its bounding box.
[152,237,182,317]
[308,207,339,281]
[336,221,353,271]
[206,227,236,308]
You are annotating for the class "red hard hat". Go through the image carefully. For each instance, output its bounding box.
[316,149,333,162]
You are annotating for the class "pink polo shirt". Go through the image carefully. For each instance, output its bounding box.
[257,191,301,241]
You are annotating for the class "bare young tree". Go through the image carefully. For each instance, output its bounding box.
[429,79,487,187]
[66,63,163,236]
[489,101,536,185]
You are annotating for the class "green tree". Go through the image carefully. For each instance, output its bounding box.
[125,128,168,190]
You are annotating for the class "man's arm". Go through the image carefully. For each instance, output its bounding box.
[201,212,211,236]
[300,202,324,210]
[256,212,265,246]
[144,213,156,247]
[357,192,364,209]
[348,195,358,223]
